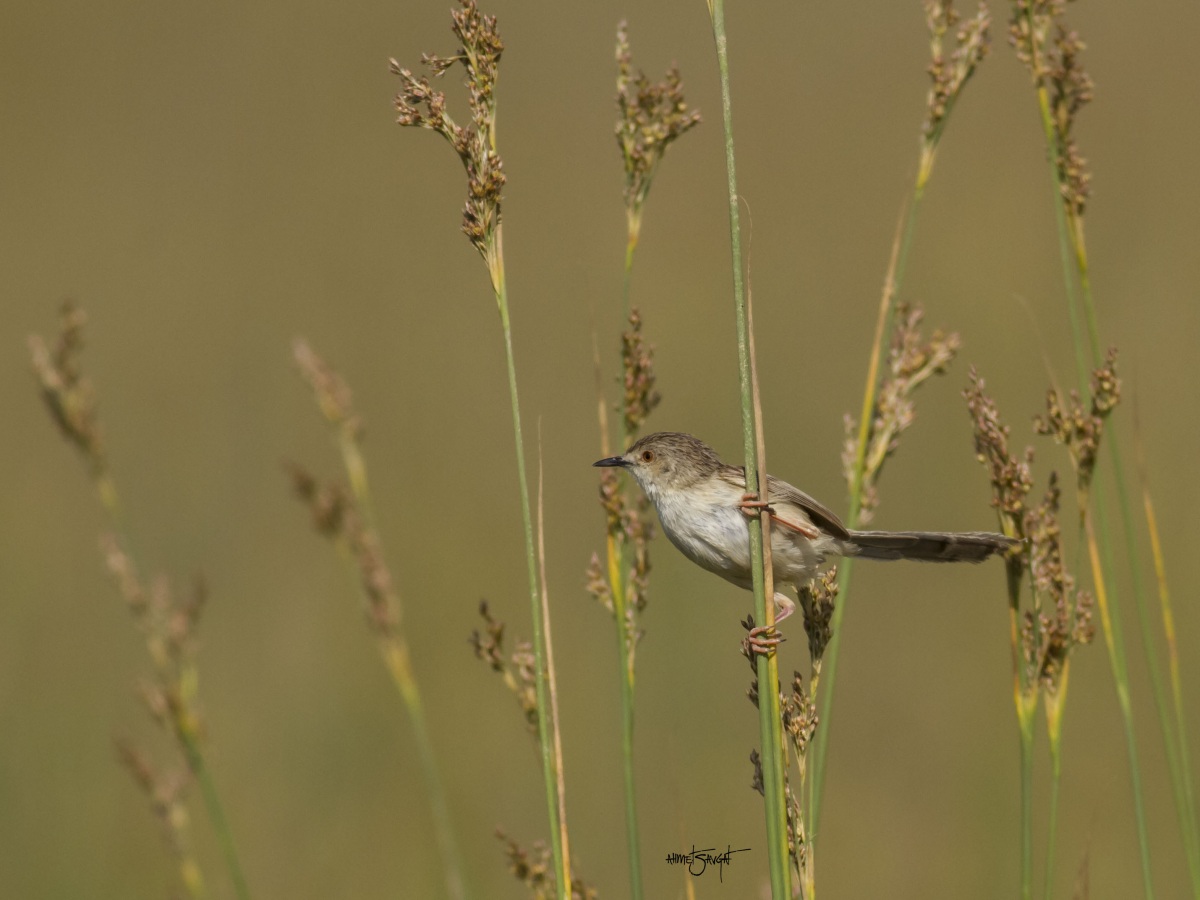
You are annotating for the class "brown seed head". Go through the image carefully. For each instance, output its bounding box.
[29,301,105,474]
[615,21,700,239]
[391,1,506,262]
[845,304,960,523]
[964,369,1034,539]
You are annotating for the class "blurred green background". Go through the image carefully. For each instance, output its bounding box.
[3,0,1198,897]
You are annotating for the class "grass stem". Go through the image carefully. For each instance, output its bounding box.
[614,245,645,900]
[707,2,791,895]
[1044,683,1067,900]
[1018,712,1035,900]
[811,191,923,833]
[1026,20,1177,889]
[1084,503,1156,898]
[492,249,570,898]
[592,325,644,900]
[1139,449,1200,895]
[179,732,252,900]
[296,335,471,900]
[381,642,468,900]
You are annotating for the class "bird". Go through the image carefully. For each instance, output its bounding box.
[593,431,1017,653]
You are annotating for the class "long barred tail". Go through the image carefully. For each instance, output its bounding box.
[848,529,1018,563]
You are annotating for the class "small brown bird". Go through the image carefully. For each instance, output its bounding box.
[594,431,1016,652]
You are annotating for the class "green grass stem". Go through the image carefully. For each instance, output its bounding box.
[330,430,470,900]
[1028,48,1178,894]
[1044,715,1064,900]
[1018,711,1035,900]
[707,2,791,895]
[1003,546,1037,900]
[492,253,571,899]
[610,551,643,900]
[1085,500,1156,899]
[613,245,644,900]
[1140,456,1200,895]
[178,731,252,900]
[93,468,251,900]
[811,188,924,834]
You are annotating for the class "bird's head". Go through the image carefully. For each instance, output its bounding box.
[593,431,723,500]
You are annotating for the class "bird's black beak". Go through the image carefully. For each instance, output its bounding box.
[593,456,628,468]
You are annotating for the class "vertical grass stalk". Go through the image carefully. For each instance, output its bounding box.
[606,308,643,900]
[813,3,992,829]
[1044,666,1069,900]
[537,430,573,887]
[30,309,252,900]
[1084,508,1155,898]
[593,345,643,900]
[292,338,471,900]
[1138,439,1200,893]
[811,200,919,831]
[605,27,699,898]
[707,2,791,895]
[179,733,253,900]
[391,8,570,890]
[1016,5,1188,890]
[1012,561,1037,900]
[495,260,570,896]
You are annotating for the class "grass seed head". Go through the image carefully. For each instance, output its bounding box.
[615,21,701,243]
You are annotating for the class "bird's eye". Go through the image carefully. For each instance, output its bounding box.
[641,449,655,463]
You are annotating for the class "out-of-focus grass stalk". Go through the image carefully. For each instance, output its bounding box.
[1090,314,1198,896]
[1043,660,1070,900]
[622,240,636,315]
[615,18,699,328]
[1014,3,1197,891]
[811,211,911,830]
[1017,703,1036,900]
[1032,84,1088,390]
[292,340,468,900]
[706,1,791,895]
[592,347,642,900]
[29,306,251,900]
[964,370,1092,900]
[1060,152,1200,893]
[179,735,251,900]
[1083,509,1154,898]
[811,1,991,832]
[609,283,638,900]
[596,393,642,900]
[1013,567,1037,900]
[604,30,697,898]
[1143,479,1200,890]
[1004,493,1035,900]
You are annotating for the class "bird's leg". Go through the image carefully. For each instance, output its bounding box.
[747,592,796,656]
[738,493,819,539]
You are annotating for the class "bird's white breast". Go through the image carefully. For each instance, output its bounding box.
[644,477,834,590]
[647,479,754,587]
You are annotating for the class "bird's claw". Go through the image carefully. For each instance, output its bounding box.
[745,624,785,657]
[739,492,774,519]
[739,492,821,539]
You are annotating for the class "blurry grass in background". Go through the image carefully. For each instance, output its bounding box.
[30,305,252,900]
[4,1,1195,900]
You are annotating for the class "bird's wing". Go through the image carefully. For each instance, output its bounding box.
[722,465,851,540]
[765,474,851,540]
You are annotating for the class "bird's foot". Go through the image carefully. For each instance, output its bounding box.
[738,492,774,519]
[741,615,785,657]
[738,492,820,538]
